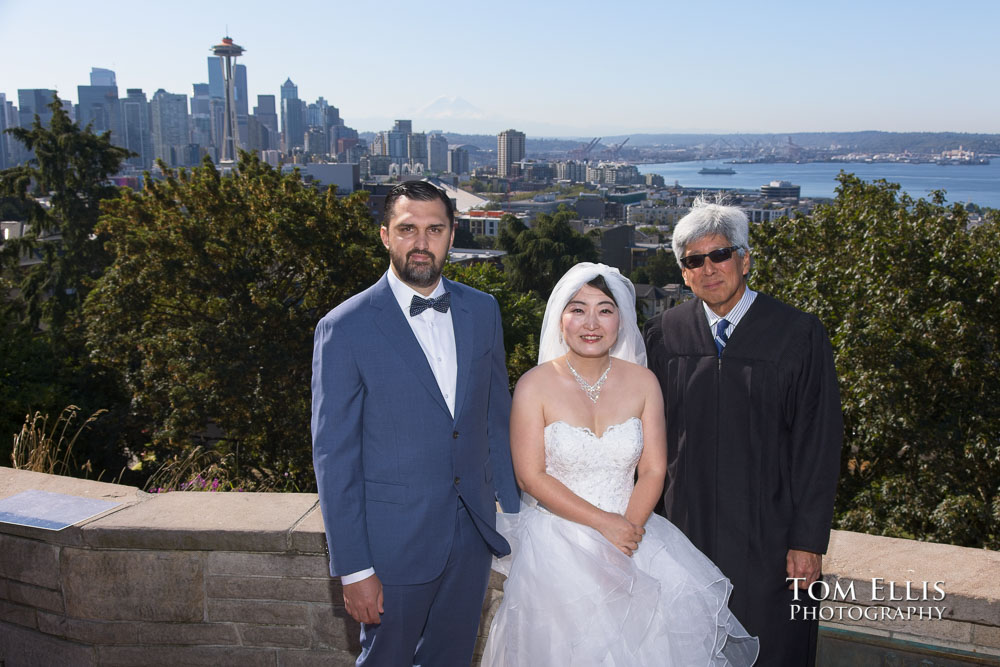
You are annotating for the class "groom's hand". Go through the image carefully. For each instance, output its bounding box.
[344,574,384,624]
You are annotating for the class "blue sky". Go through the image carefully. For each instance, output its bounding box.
[1,0,997,136]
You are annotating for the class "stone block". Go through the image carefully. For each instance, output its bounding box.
[289,502,328,554]
[0,598,37,628]
[0,619,96,666]
[478,586,502,637]
[96,645,276,666]
[238,623,312,648]
[207,598,310,625]
[62,548,204,622]
[206,574,336,604]
[0,533,60,588]
[819,600,972,644]
[136,621,239,645]
[0,468,142,546]
[309,602,361,653]
[7,579,64,612]
[206,551,329,578]
[82,491,318,552]
[972,623,1000,651]
[277,647,358,667]
[825,529,1000,623]
[37,611,138,644]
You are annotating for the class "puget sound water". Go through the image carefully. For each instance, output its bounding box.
[638,159,1000,209]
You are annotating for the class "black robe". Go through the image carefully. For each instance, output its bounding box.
[645,293,842,666]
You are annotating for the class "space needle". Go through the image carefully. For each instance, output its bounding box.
[210,36,245,165]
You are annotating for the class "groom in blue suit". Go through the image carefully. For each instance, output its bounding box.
[312,180,520,666]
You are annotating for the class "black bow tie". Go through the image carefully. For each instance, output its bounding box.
[409,292,451,317]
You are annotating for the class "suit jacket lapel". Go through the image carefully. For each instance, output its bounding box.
[448,278,473,423]
[370,276,451,416]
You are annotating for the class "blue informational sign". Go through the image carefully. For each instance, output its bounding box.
[0,489,121,530]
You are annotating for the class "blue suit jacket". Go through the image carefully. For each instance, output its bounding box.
[311,274,520,585]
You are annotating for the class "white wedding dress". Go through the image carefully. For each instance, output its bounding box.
[482,418,759,666]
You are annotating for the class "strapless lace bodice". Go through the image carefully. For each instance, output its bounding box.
[543,417,643,515]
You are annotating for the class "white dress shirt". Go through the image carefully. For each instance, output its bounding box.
[341,269,459,586]
[702,286,757,340]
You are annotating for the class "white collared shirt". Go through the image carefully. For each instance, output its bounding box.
[386,268,458,417]
[342,269,459,587]
[702,287,757,340]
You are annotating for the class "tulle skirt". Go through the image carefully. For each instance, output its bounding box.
[482,504,759,666]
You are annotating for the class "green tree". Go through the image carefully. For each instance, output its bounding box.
[751,173,1000,548]
[443,262,545,389]
[85,154,384,488]
[1,95,130,330]
[0,95,133,474]
[453,226,479,249]
[498,207,599,298]
[631,249,682,286]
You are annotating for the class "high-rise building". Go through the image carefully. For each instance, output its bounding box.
[408,132,427,164]
[325,105,342,130]
[427,133,448,172]
[18,89,58,129]
[385,130,407,158]
[282,98,305,152]
[90,67,116,87]
[150,89,189,167]
[253,95,278,134]
[121,89,153,169]
[190,83,213,151]
[207,57,224,100]
[498,129,525,178]
[280,78,297,126]
[0,93,9,169]
[1,95,19,167]
[235,64,249,147]
[448,146,469,175]
[210,36,245,163]
[393,119,412,135]
[77,81,121,145]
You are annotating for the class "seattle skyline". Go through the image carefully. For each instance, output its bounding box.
[2,0,999,137]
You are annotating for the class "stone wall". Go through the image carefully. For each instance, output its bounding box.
[1,467,998,666]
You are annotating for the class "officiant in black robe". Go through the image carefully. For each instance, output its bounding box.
[645,200,842,666]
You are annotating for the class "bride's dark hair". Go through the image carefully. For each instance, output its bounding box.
[587,275,618,305]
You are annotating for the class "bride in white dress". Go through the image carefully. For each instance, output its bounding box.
[482,263,758,666]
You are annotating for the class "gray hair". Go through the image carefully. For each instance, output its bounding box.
[671,197,750,269]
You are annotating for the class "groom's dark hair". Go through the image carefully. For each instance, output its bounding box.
[383,180,455,228]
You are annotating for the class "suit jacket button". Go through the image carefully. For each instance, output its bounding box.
[454,476,460,485]
[452,431,459,439]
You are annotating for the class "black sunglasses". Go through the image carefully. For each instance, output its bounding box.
[679,246,741,270]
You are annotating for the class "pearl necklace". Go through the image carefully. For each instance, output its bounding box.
[565,357,611,404]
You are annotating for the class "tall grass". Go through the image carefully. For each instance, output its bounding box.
[11,406,106,476]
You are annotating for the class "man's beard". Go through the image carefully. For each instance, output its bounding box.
[390,247,444,288]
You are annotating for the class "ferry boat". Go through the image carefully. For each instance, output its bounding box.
[698,167,736,175]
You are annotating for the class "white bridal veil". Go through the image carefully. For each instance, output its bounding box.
[537,262,647,367]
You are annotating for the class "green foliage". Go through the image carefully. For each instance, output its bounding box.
[498,206,599,298]
[1,94,130,330]
[631,249,682,286]
[443,262,545,390]
[453,226,478,249]
[84,153,385,489]
[751,173,1000,548]
[0,95,133,476]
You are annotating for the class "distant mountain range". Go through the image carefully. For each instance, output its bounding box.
[411,131,1000,155]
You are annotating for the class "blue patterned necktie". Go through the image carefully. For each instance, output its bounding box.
[714,318,730,358]
[409,292,451,317]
